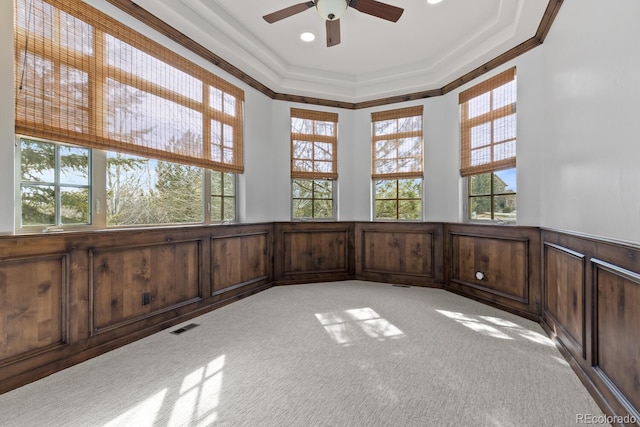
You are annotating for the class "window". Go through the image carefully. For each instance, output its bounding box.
[14,0,240,232]
[459,68,517,223]
[15,0,244,173]
[18,137,90,228]
[210,171,236,222]
[371,106,424,220]
[290,108,338,220]
[17,136,236,232]
[468,168,516,223]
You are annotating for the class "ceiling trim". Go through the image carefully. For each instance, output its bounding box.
[106,0,564,110]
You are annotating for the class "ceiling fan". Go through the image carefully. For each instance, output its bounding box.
[263,0,404,47]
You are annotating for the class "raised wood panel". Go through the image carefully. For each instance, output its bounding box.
[362,230,434,277]
[212,232,269,294]
[450,234,528,303]
[544,243,585,358]
[283,230,349,274]
[0,254,67,362]
[355,223,443,287]
[91,240,202,333]
[594,260,640,414]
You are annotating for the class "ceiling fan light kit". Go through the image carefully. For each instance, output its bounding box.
[316,0,348,21]
[263,0,404,47]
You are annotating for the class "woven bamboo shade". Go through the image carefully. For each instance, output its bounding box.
[459,68,516,177]
[371,105,423,180]
[290,108,338,180]
[14,0,244,173]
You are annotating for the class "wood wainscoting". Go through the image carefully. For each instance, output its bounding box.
[0,223,273,394]
[355,222,443,287]
[541,229,640,426]
[444,224,542,319]
[1,222,639,424]
[273,222,355,285]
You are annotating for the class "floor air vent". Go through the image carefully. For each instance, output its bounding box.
[393,284,411,288]
[170,323,200,335]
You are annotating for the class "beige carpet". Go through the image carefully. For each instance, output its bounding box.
[0,281,607,426]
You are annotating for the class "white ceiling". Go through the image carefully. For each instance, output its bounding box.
[130,0,549,103]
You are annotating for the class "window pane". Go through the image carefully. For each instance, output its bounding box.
[59,9,93,54]
[21,185,55,226]
[223,93,236,117]
[471,147,491,166]
[398,116,422,132]
[398,200,421,220]
[374,119,397,136]
[292,118,313,134]
[106,35,202,102]
[314,142,332,161]
[293,140,313,160]
[313,161,332,174]
[314,180,333,199]
[470,123,491,149]
[493,141,516,162]
[468,93,490,119]
[223,173,235,196]
[223,197,235,221]
[375,200,397,219]
[470,173,492,196]
[493,81,516,109]
[61,187,89,224]
[398,179,421,199]
[493,114,516,143]
[21,139,55,182]
[494,168,517,194]
[105,79,203,157]
[106,154,203,225]
[60,146,89,185]
[470,196,492,220]
[494,195,517,224]
[211,171,222,196]
[315,121,334,136]
[375,180,397,199]
[292,180,313,199]
[292,198,313,218]
[313,200,333,218]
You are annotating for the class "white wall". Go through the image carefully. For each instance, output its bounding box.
[3,0,639,244]
[0,0,15,234]
[540,0,640,243]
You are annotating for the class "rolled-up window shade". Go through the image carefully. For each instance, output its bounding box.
[290,108,338,180]
[459,68,516,177]
[371,105,423,180]
[14,0,244,173]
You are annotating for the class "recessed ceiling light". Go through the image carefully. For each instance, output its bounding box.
[427,0,443,4]
[300,32,315,42]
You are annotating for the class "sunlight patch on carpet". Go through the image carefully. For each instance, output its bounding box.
[315,307,405,346]
[103,388,167,427]
[168,355,225,427]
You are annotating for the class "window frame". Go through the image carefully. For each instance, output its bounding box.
[370,106,424,221]
[459,68,517,224]
[372,178,423,222]
[466,168,517,224]
[290,108,338,221]
[15,135,238,233]
[291,178,337,221]
[14,0,245,173]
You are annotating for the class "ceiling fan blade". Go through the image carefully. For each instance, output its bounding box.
[326,19,341,47]
[348,0,403,22]
[263,1,315,24]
